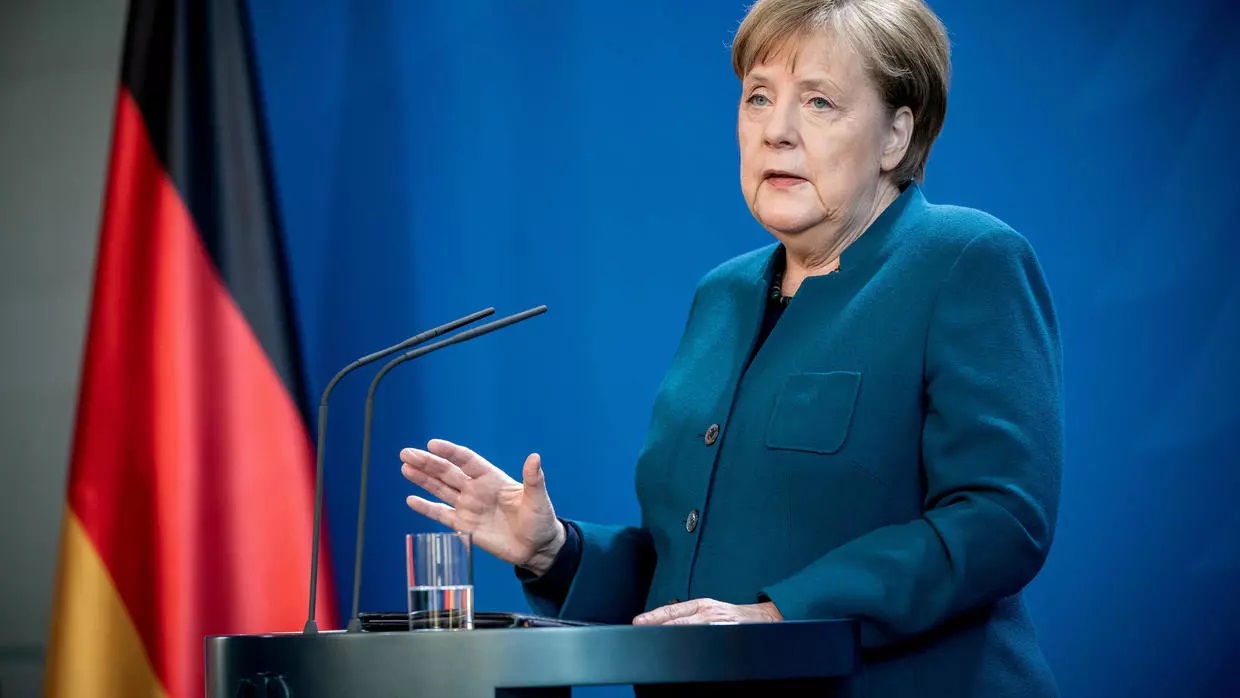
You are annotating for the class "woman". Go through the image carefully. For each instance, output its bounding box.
[400,0,1062,695]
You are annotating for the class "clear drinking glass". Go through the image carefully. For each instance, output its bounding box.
[406,531,474,630]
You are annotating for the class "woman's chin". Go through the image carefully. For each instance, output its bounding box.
[754,210,820,238]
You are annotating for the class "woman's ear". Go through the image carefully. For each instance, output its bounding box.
[881,106,914,172]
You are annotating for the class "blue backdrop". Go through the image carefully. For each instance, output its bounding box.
[247,1,1240,695]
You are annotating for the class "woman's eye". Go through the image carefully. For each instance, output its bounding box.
[747,94,771,107]
[809,97,831,109]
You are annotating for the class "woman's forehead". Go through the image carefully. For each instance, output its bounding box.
[744,30,865,83]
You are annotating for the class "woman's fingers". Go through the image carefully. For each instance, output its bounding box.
[634,599,704,625]
[401,463,461,506]
[405,496,457,529]
[427,439,494,478]
[401,447,470,490]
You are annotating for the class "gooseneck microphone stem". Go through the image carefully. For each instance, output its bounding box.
[303,307,496,634]
[346,304,548,633]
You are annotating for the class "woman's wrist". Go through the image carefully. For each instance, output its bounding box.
[521,519,568,577]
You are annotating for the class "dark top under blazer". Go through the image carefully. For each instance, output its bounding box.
[522,185,1063,697]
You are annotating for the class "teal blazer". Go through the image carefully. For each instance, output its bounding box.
[525,185,1062,697]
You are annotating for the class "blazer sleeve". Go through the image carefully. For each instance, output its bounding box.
[758,227,1063,648]
[521,520,656,624]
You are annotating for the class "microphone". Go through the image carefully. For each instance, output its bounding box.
[345,304,548,632]
[303,307,496,634]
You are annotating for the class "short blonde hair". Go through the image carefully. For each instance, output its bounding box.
[731,0,951,185]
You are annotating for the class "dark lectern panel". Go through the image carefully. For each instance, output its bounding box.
[206,620,859,697]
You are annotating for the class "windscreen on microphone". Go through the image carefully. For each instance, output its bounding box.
[389,304,548,368]
[304,307,496,634]
[325,307,498,392]
[345,305,548,632]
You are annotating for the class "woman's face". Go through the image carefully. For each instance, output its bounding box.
[737,29,906,247]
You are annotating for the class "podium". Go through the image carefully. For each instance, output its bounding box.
[206,619,860,697]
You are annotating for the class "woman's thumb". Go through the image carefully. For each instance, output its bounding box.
[522,453,545,491]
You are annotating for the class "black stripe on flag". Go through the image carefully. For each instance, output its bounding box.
[119,0,311,424]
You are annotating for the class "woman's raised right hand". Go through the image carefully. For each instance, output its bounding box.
[400,439,566,576]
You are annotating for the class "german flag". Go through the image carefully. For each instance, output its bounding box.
[44,0,336,695]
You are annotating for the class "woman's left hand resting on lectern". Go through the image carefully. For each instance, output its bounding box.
[632,598,783,625]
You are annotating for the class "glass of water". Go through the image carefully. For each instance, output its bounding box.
[406,531,474,630]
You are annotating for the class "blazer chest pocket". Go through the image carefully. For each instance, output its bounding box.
[765,371,861,455]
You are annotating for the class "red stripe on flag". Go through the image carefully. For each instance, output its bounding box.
[65,86,335,697]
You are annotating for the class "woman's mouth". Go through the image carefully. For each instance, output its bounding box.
[763,170,808,189]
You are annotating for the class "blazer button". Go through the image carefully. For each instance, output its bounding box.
[704,424,720,446]
[685,509,700,533]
